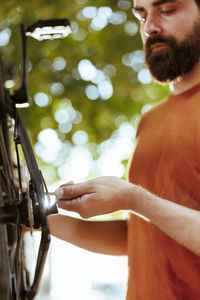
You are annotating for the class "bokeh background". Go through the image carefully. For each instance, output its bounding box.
[0,0,169,185]
[0,0,169,299]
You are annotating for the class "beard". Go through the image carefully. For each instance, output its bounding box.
[144,20,200,83]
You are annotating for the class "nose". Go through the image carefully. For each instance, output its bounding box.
[143,16,162,37]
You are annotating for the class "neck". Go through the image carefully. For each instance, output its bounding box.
[169,60,200,95]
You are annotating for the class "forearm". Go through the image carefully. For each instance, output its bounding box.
[48,214,127,256]
[54,176,200,256]
[129,186,200,256]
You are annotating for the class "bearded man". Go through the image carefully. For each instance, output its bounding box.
[51,1,200,299]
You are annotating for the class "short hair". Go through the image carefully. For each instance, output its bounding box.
[132,0,200,7]
[195,0,200,6]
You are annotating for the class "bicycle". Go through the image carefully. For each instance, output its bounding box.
[0,18,71,300]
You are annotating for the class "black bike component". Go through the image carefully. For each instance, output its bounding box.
[25,228,50,300]
[0,128,16,205]
[14,127,23,193]
[11,24,28,104]
[0,206,17,224]
[13,109,58,297]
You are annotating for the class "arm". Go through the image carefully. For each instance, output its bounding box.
[131,187,200,256]
[55,176,200,256]
[48,214,127,256]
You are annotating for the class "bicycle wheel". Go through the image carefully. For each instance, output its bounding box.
[0,60,28,300]
[0,61,14,299]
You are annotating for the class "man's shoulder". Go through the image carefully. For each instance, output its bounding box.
[139,97,169,123]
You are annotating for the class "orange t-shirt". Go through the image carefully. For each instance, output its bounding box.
[127,84,200,300]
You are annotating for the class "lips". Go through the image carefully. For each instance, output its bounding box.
[151,42,169,51]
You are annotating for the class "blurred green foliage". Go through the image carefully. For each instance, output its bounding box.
[0,0,169,184]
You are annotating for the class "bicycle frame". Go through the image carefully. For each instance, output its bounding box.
[15,105,54,299]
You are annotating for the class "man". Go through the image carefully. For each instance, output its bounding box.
[50,0,200,299]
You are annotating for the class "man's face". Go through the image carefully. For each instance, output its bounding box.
[133,0,200,83]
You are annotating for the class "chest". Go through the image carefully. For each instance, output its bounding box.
[128,101,200,185]
[136,103,200,162]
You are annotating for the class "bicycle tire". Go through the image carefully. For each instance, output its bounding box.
[0,61,13,299]
[0,60,28,300]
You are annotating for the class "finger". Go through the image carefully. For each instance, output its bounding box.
[58,197,81,212]
[55,182,91,200]
[58,194,93,218]
[59,181,75,187]
[54,182,75,198]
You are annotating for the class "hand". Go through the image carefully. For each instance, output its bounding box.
[55,176,134,218]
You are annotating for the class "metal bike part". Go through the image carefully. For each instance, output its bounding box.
[11,24,28,104]
[23,165,34,234]
[12,18,71,104]
[46,192,55,196]
[25,18,72,41]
